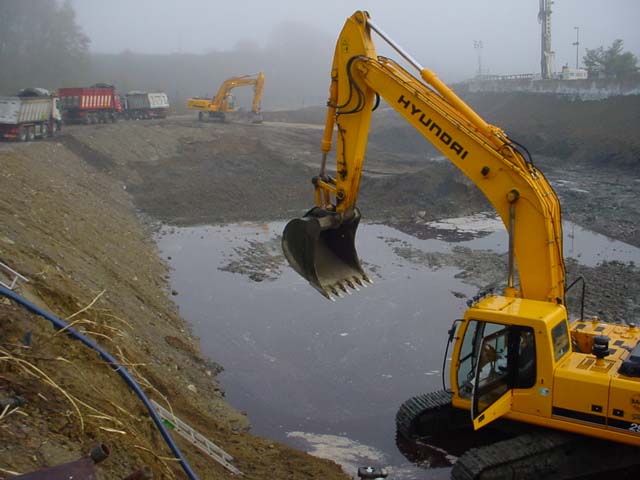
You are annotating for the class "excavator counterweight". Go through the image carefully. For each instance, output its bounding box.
[282,207,370,299]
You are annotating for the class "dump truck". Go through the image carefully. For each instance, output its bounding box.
[58,83,122,124]
[122,91,170,119]
[0,88,62,141]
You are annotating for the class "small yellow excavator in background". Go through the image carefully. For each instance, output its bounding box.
[281,10,640,478]
[186,72,265,123]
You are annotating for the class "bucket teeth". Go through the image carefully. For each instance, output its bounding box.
[320,275,372,300]
[319,289,336,302]
[330,286,343,299]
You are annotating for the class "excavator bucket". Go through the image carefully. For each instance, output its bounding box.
[282,207,371,300]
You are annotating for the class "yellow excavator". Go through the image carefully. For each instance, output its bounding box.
[282,11,640,478]
[186,72,265,123]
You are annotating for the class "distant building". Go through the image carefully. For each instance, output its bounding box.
[559,65,588,81]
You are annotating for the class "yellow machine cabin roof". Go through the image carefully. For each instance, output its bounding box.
[465,294,566,330]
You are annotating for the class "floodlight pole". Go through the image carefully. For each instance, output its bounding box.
[572,26,580,69]
[474,40,483,76]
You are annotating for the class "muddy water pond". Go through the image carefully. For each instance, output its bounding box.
[155,217,640,479]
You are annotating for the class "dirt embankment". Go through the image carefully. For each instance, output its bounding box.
[0,133,348,479]
[1,91,639,479]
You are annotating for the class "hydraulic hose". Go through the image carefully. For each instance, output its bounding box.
[0,285,200,480]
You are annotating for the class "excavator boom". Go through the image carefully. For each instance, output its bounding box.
[282,11,564,303]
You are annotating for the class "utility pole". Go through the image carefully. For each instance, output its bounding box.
[572,26,580,68]
[474,40,483,76]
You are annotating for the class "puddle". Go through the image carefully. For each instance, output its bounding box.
[155,218,640,478]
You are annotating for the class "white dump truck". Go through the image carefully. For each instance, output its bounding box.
[0,88,62,141]
[122,91,169,119]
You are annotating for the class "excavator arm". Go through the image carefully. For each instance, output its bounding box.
[251,72,265,115]
[212,72,265,114]
[282,11,564,304]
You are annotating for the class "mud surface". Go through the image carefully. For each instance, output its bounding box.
[1,92,639,479]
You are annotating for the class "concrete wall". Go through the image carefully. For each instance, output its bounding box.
[459,78,640,100]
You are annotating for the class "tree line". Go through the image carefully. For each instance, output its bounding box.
[0,0,332,109]
[583,39,638,79]
[0,0,90,94]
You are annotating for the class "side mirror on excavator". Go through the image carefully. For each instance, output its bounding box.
[281,207,371,300]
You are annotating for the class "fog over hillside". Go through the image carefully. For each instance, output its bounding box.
[2,1,639,109]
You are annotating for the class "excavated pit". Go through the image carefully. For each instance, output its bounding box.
[1,93,639,478]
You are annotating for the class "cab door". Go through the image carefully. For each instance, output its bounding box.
[471,323,537,430]
[457,320,537,429]
[471,326,513,429]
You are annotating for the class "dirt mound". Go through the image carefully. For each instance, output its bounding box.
[462,92,640,169]
[54,117,484,228]
[358,162,489,221]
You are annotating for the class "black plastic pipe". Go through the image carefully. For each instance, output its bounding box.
[0,285,200,480]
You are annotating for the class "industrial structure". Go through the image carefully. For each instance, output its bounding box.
[538,0,555,79]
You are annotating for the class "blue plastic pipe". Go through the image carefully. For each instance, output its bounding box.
[0,285,200,480]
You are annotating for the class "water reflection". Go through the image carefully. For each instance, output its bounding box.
[155,218,639,478]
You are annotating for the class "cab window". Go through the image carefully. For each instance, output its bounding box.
[551,320,570,361]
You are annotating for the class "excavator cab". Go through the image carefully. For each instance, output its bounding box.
[282,207,371,300]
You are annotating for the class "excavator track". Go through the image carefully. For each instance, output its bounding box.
[395,390,468,440]
[395,390,473,468]
[397,392,639,479]
[451,430,640,480]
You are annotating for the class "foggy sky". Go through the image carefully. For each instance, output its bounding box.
[71,0,640,80]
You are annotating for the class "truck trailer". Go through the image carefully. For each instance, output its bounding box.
[122,91,169,119]
[0,88,62,141]
[58,83,122,124]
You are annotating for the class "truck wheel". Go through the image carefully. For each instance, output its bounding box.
[17,127,27,142]
[26,127,35,142]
